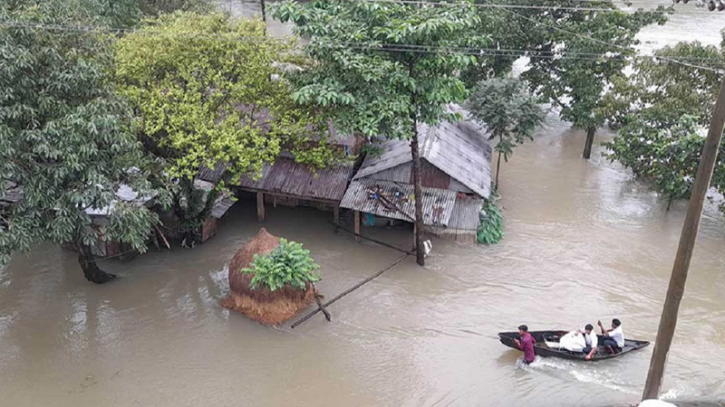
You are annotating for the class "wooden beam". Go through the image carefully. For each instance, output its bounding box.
[256,192,265,222]
[333,206,340,233]
[353,210,360,242]
[235,188,339,206]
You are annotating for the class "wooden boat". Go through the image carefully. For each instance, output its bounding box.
[498,330,650,361]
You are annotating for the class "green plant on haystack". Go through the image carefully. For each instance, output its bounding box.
[477,199,504,245]
[243,239,320,291]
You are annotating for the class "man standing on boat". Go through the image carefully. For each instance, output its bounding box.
[580,324,598,360]
[598,319,624,354]
[514,325,536,364]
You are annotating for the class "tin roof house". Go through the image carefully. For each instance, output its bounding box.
[233,120,360,224]
[340,117,493,243]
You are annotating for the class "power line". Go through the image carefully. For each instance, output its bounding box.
[362,0,715,13]
[488,1,724,72]
[2,20,723,68]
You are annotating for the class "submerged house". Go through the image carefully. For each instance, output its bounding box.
[236,154,354,223]
[192,163,236,244]
[234,128,359,223]
[340,118,493,243]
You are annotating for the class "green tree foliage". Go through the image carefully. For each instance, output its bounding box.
[0,1,162,283]
[273,0,483,265]
[604,115,709,209]
[242,238,320,291]
[115,13,336,243]
[466,0,666,159]
[116,13,332,180]
[477,199,504,245]
[171,177,219,247]
[603,39,725,211]
[603,41,724,129]
[136,0,212,18]
[467,77,545,188]
[88,0,212,28]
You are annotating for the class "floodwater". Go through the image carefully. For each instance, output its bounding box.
[2,2,725,407]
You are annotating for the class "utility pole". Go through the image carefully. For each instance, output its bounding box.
[642,75,725,400]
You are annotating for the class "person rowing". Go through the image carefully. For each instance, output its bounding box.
[513,324,536,365]
[598,318,624,354]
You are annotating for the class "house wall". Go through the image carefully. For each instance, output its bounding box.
[366,160,475,194]
[425,225,477,244]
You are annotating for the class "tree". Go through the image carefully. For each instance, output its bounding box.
[115,12,336,245]
[74,0,212,29]
[603,41,724,129]
[136,0,212,17]
[467,77,545,188]
[242,238,320,291]
[464,0,666,159]
[603,40,725,211]
[604,115,707,209]
[0,0,163,283]
[273,0,483,266]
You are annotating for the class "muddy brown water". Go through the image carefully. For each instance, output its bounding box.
[2,2,725,406]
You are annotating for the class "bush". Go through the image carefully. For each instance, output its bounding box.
[242,239,320,291]
[477,200,504,245]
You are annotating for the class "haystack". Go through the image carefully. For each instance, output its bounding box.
[221,228,316,325]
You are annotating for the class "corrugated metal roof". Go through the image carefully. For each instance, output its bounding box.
[197,162,227,184]
[447,196,483,231]
[211,197,235,219]
[340,179,457,227]
[84,184,155,216]
[236,157,353,202]
[354,108,492,199]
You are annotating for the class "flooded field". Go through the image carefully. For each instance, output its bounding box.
[2,1,725,406]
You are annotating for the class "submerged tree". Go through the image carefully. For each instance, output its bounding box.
[605,115,708,209]
[603,41,724,129]
[274,0,483,266]
[0,1,163,283]
[467,78,545,188]
[463,0,666,159]
[115,13,336,246]
[603,39,725,210]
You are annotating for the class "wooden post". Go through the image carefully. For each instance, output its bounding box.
[410,119,425,266]
[412,223,417,252]
[583,126,596,159]
[353,210,360,242]
[333,206,340,233]
[642,75,725,401]
[256,192,265,222]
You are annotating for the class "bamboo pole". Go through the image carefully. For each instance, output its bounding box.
[291,254,409,329]
[642,75,725,400]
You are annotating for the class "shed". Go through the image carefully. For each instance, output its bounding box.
[340,117,492,243]
[236,155,354,223]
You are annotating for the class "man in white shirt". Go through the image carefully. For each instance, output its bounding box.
[581,324,598,360]
[598,318,624,354]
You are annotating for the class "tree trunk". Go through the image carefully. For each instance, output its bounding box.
[78,244,116,284]
[495,151,503,190]
[260,0,267,23]
[583,126,596,159]
[182,230,196,248]
[410,123,425,267]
